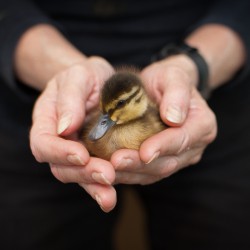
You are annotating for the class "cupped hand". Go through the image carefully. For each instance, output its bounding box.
[30,56,117,212]
[111,56,217,185]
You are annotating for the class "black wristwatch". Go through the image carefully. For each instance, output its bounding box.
[152,42,210,99]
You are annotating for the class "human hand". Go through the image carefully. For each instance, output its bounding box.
[111,56,217,184]
[30,56,117,212]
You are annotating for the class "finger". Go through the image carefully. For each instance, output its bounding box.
[50,157,116,185]
[114,148,177,170]
[110,127,190,170]
[159,68,191,126]
[56,65,99,135]
[115,147,202,185]
[31,131,89,165]
[176,146,204,168]
[140,91,217,163]
[80,182,117,212]
[139,127,188,164]
[111,149,142,171]
[30,84,89,165]
[88,56,115,84]
[115,171,160,185]
[115,157,177,185]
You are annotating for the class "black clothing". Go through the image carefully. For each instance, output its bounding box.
[0,0,250,249]
[1,0,250,95]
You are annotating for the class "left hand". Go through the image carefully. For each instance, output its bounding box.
[111,56,217,185]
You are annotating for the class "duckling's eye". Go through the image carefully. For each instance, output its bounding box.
[116,100,126,109]
[101,120,107,126]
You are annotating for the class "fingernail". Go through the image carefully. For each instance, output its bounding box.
[95,194,104,211]
[146,151,160,164]
[67,154,85,165]
[57,115,72,134]
[92,172,111,185]
[166,106,183,124]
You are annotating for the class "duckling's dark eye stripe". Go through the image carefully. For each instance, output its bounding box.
[124,87,141,105]
[135,93,143,103]
[107,87,141,116]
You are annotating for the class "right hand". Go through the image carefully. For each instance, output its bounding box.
[30,56,117,212]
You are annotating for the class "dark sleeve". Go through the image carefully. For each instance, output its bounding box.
[0,0,53,100]
[188,0,250,86]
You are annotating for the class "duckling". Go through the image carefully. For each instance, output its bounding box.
[81,70,166,160]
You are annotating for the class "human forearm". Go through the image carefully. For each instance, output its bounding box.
[185,24,246,90]
[14,24,87,90]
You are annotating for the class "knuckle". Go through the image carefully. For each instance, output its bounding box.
[69,63,88,74]
[190,154,202,165]
[202,111,218,144]
[50,165,68,184]
[33,153,44,163]
[159,159,178,178]
[56,63,94,86]
[30,139,44,163]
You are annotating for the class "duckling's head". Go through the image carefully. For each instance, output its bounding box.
[101,71,148,124]
[89,71,149,141]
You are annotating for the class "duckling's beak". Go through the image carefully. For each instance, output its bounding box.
[88,114,116,141]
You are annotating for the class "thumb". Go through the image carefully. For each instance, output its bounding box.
[160,78,191,126]
[56,65,98,136]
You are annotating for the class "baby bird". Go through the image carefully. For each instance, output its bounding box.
[81,70,166,160]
